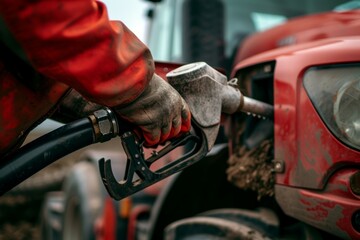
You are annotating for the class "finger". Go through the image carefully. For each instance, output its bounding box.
[133,128,144,141]
[143,127,161,147]
[171,115,181,138]
[180,98,191,133]
[160,123,171,144]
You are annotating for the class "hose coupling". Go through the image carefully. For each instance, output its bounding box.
[89,108,119,142]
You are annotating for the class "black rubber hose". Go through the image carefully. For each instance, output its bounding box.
[0,118,95,195]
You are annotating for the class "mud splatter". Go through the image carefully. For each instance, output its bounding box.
[227,139,275,200]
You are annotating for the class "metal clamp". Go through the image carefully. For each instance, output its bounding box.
[88,108,119,142]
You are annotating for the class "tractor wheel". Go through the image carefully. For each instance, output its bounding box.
[40,192,64,240]
[61,161,104,240]
[164,216,271,240]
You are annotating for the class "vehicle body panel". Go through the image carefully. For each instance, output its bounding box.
[232,37,360,238]
[235,10,360,62]
[234,37,360,189]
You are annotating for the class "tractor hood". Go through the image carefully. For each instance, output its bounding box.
[233,9,360,64]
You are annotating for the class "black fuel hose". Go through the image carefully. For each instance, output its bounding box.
[0,118,95,195]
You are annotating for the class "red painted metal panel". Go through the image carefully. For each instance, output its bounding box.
[233,37,360,189]
[234,10,360,63]
[273,38,360,189]
[276,169,360,239]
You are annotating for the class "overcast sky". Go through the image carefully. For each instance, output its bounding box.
[101,0,152,42]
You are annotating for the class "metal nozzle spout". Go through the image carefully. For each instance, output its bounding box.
[239,95,274,119]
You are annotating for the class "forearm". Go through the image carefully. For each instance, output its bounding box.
[0,0,154,107]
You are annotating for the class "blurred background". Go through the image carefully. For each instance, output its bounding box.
[103,0,151,42]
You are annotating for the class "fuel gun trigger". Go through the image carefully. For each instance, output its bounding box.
[98,125,207,201]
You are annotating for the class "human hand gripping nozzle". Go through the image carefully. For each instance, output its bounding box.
[0,62,273,199]
[98,62,274,200]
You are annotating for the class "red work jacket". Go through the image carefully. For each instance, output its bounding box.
[0,0,154,156]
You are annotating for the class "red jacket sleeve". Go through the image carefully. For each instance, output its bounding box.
[0,0,154,107]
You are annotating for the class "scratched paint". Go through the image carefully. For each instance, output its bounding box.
[276,168,360,239]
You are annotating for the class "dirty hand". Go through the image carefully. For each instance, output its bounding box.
[115,74,191,146]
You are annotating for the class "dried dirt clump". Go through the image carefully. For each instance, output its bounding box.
[227,139,275,200]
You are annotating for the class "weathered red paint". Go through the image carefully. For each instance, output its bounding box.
[232,37,360,189]
[233,37,360,238]
[234,10,360,62]
[275,169,360,239]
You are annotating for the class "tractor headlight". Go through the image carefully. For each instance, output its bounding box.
[303,63,360,150]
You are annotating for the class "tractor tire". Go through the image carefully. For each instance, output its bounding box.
[40,192,64,240]
[164,216,271,240]
[61,161,104,240]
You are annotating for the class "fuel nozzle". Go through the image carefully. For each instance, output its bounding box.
[167,62,273,119]
[166,62,273,151]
